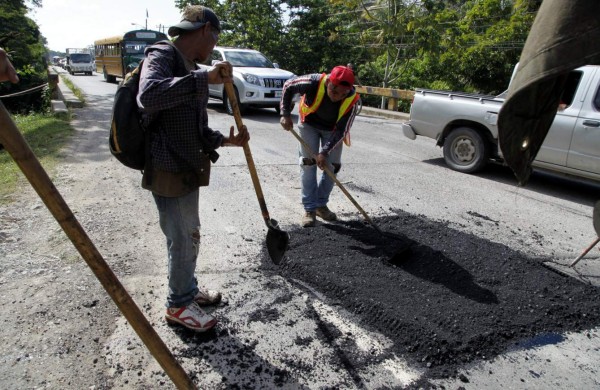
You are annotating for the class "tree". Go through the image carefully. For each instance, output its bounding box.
[402,0,539,94]
[171,1,540,104]
[174,0,367,75]
[174,0,288,69]
[0,0,48,113]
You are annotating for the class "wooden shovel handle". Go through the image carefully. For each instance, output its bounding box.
[288,127,382,234]
[0,102,196,390]
[220,68,271,223]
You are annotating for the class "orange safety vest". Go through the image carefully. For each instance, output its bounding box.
[299,73,360,146]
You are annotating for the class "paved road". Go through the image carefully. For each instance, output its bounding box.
[56,69,600,389]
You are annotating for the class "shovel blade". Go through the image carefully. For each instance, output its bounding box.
[266,219,289,265]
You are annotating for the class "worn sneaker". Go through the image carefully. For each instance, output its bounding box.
[194,289,222,306]
[165,301,217,332]
[302,211,316,227]
[316,206,337,221]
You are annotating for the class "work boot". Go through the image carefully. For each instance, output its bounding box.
[165,301,217,332]
[302,211,316,227]
[316,206,337,221]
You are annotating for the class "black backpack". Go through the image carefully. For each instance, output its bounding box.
[108,43,219,172]
[108,60,148,170]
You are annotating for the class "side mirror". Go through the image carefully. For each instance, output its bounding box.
[273,63,280,69]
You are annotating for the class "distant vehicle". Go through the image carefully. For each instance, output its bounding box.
[65,48,94,75]
[198,46,295,115]
[402,65,600,183]
[94,29,168,83]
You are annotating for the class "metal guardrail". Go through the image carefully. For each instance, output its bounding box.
[355,85,415,111]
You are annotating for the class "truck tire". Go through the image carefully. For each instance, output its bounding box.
[224,86,246,115]
[443,126,489,173]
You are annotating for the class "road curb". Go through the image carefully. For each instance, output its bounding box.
[51,66,84,109]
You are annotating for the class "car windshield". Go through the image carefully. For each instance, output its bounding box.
[70,53,92,63]
[224,50,274,68]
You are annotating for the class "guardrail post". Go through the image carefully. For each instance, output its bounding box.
[387,98,398,111]
[47,68,59,100]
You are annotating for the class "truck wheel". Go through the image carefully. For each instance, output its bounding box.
[224,87,246,115]
[443,127,489,173]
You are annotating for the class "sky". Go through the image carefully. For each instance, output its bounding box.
[27,0,184,52]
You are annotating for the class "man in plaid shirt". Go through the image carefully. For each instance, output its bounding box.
[137,5,249,332]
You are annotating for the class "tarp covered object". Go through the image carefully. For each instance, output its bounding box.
[497,0,600,185]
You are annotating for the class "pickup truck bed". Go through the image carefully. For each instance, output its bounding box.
[402,65,600,183]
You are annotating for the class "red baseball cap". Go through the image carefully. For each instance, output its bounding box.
[329,66,355,91]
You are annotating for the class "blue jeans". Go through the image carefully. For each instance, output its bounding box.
[298,122,343,211]
[153,190,200,308]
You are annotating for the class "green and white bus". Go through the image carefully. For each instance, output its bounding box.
[94,29,168,83]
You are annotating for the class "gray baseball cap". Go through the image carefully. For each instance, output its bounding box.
[168,6,221,38]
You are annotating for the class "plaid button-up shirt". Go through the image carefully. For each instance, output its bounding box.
[137,42,224,173]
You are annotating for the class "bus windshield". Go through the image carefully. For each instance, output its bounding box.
[124,41,149,55]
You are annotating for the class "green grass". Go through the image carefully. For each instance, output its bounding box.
[60,75,86,103]
[0,113,74,204]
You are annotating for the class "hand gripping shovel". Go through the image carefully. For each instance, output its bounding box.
[221,69,289,264]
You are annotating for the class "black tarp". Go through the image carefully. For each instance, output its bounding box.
[497,0,600,185]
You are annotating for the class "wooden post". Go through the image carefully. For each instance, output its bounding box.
[387,98,398,111]
[0,101,196,390]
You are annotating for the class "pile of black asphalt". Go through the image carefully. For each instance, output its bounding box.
[261,208,600,388]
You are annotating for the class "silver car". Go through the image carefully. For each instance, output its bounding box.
[200,46,295,115]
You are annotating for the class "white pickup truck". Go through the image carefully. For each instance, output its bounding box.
[402,65,600,183]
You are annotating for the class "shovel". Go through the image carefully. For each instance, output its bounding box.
[289,129,410,263]
[288,127,411,261]
[570,200,600,267]
[221,70,289,265]
[288,127,384,233]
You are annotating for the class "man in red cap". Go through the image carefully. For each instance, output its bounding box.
[280,66,361,227]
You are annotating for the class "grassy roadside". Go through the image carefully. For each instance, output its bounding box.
[60,74,86,103]
[0,113,74,204]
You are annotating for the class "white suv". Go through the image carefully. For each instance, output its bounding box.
[200,47,295,115]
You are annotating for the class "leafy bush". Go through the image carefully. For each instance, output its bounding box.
[0,0,49,113]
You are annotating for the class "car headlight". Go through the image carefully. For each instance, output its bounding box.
[243,73,261,86]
